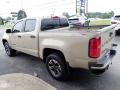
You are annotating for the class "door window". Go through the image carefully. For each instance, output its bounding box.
[25,19,36,32]
[12,21,24,33]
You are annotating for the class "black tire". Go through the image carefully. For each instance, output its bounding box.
[4,42,16,57]
[116,30,120,35]
[46,53,70,81]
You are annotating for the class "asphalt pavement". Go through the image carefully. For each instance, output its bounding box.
[0,29,120,90]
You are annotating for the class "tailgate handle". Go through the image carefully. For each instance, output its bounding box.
[30,35,36,38]
[18,35,21,38]
[109,32,113,37]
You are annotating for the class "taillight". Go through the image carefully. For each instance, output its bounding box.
[111,22,117,24]
[89,37,101,58]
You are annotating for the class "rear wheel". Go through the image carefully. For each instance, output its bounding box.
[4,42,16,57]
[46,53,70,81]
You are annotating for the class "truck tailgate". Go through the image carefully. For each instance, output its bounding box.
[98,25,117,58]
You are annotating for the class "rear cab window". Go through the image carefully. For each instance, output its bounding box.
[41,18,69,31]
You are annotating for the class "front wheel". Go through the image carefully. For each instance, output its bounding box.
[46,53,70,81]
[4,42,16,57]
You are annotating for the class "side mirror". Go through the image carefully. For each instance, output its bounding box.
[6,29,11,33]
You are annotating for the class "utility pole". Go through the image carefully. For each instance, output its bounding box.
[85,0,88,14]
[76,0,88,16]
[21,0,23,10]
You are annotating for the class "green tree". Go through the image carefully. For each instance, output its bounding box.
[6,17,12,21]
[87,11,114,19]
[108,11,114,18]
[17,10,27,20]
[62,12,70,18]
[0,17,4,25]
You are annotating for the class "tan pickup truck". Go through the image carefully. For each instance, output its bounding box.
[2,17,117,81]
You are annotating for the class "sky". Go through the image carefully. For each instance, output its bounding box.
[0,0,120,18]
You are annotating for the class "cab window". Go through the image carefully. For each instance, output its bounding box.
[12,21,24,33]
[41,18,69,31]
[24,19,36,32]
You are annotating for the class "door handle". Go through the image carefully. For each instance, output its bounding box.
[30,35,36,38]
[109,32,113,37]
[18,35,21,38]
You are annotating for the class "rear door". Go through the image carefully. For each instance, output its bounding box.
[21,19,38,56]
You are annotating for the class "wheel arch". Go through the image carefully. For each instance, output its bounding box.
[2,39,8,45]
[42,48,66,63]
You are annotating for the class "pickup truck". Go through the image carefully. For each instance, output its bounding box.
[2,17,117,81]
[111,15,120,35]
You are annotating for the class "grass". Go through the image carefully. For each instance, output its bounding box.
[0,22,13,29]
[89,19,111,26]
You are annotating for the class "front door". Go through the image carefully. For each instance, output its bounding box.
[10,20,25,50]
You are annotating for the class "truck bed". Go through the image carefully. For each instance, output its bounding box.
[70,25,110,31]
[44,25,115,38]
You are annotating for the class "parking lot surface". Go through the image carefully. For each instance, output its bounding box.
[0,29,120,90]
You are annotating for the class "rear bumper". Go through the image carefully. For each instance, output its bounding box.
[115,25,120,31]
[89,50,116,70]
